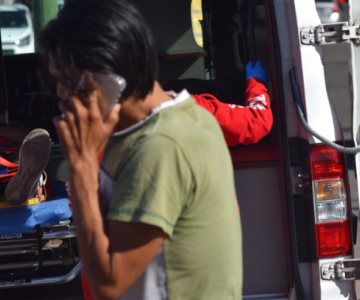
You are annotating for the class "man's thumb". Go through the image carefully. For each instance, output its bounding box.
[106,103,121,128]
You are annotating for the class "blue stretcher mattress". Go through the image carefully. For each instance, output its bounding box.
[0,198,72,235]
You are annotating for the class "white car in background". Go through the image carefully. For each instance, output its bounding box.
[0,4,35,55]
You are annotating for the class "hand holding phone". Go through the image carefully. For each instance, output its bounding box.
[72,72,126,119]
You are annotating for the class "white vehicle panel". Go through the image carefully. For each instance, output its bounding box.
[0,28,29,42]
[287,0,356,298]
[350,0,360,222]
[294,0,343,144]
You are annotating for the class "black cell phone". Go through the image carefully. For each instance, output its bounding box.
[75,73,126,104]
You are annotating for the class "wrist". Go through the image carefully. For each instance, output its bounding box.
[70,158,99,189]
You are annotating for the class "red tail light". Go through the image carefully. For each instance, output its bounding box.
[315,221,351,257]
[310,145,345,180]
[310,144,352,258]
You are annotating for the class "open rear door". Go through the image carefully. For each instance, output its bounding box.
[351,0,360,204]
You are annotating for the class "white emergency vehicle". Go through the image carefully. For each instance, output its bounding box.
[1,0,360,299]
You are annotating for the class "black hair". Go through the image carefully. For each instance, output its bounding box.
[38,0,158,100]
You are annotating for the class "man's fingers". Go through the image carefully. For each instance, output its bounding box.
[67,95,91,144]
[56,84,119,157]
[53,117,76,161]
[68,94,89,121]
[63,109,81,151]
[85,88,119,133]
[58,96,82,151]
[88,90,103,121]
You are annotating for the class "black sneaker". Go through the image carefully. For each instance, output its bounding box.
[5,128,51,205]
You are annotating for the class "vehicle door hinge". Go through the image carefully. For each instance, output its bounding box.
[300,22,360,45]
[321,259,360,281]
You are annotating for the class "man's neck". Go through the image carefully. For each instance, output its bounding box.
[116,81,173,130]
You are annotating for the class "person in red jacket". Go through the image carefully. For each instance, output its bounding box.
[192,60,272,146]
[78,60,272,300]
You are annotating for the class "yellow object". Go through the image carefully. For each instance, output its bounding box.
[0,197,41,209]
[191,0,204,48]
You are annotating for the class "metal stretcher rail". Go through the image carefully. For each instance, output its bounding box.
[0,262,82,289]
[0,225,80,289]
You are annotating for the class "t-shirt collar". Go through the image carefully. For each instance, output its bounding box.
[112,89,191,137]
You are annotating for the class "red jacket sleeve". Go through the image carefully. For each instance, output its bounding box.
[192,78,273,146]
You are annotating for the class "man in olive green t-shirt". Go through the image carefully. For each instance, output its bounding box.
[101,90,242,299]
[42,0,242,299]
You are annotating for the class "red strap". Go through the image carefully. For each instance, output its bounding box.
[0,171,17,183]
[81,273,95,300]
[0,156,18,168]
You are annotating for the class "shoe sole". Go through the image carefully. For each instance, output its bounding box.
[5,129,51,205]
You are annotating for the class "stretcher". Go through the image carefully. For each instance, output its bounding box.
[0,194,81,289]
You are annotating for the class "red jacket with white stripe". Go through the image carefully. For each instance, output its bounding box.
[192,78,273,147]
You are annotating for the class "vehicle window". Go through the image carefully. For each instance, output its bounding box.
[0,1,62,56]
[0,11,28,28]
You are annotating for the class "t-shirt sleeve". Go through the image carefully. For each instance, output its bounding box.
[106,135,193,237]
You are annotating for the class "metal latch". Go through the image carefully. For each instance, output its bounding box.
[300,22,360,45]
[321,259,360,280]
[291,167,310,195]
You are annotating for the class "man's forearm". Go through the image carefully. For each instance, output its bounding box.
[70,166,119,300]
